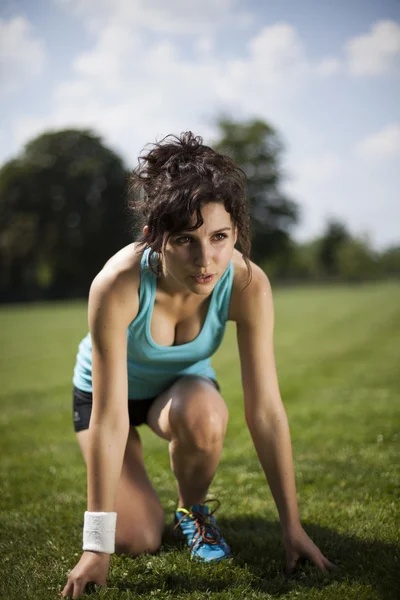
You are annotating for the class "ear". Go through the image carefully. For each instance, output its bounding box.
[143,225,149,236]
[234,226,238,245]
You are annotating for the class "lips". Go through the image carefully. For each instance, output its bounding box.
[192,274,215,284]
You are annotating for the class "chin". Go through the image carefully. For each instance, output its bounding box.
[189,280,218,295]
[194,287,213,296]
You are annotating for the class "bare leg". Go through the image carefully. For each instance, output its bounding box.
[146,376,229,508]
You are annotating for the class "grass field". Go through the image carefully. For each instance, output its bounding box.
[0,282,399,600]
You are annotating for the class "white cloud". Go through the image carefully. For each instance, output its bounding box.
[356,123,400,160]
[194,37,214,58]
[0,16,46,94]
[215,23,311,115]
[311,20,400,79]
[315,57,341,77]
[57,0,241,34]
[286,150,400,250]
[234,11,254,30]
[5,7,400,248]
[345,20,400,76]
[292,154,343,188]
[283,153,343,237]
[248,23,306,71]
[11,19,314,163]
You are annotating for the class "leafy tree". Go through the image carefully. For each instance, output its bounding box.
[377,245,400,277]
[286,239,324,280]
[215,117,299,263]
[336,237,377,281]
[0,129,130,300]
[317,220,351,276]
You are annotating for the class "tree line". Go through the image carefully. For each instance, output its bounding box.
[0,118,398,303]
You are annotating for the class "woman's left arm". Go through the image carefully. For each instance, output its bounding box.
[235,265,337,573]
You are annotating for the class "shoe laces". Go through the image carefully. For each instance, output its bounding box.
[174,498,222,549]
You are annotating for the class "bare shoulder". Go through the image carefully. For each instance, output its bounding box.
[89,242,143,329]
[229,249,273,325]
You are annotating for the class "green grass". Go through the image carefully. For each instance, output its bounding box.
[0,282,399,600]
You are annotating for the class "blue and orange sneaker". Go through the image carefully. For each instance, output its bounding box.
[174,499,231,562]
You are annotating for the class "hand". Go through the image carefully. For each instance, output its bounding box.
[61,551,111,598]
[283,524,338,574]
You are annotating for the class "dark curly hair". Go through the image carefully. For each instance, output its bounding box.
[128,131,251,282]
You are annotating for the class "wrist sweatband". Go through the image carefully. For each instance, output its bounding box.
[83,511,117,554]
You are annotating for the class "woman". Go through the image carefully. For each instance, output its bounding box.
[62,132,336,598]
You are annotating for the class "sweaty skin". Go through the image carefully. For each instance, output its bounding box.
[62,202,336,598]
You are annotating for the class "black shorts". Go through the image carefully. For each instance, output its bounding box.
[72,377,220,432]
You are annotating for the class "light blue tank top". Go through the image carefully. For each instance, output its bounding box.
[73,247,234,399]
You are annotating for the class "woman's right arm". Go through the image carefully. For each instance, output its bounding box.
[62,260,139,598]
[86,269,136,513]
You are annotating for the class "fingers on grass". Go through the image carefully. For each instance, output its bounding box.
[72,583,86,599]
[285,552,339,576]
[62,578,87,599]
[323,555,340,571]
[285,556,299,574]
[313,553,339,573]
[60,582,72,598]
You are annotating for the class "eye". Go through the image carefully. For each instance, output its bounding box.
[175,236,192,244]
[213,233,228,242]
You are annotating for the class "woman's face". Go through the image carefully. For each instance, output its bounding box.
[161,202,237,296]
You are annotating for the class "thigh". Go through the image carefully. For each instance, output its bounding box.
[77,427,165,556]
[146,375,229,441]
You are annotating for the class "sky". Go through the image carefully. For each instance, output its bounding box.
[1,0,399,249]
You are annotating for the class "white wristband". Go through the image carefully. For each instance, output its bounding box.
[83,511,117,554]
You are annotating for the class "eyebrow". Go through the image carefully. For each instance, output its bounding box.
[174,227,232,236]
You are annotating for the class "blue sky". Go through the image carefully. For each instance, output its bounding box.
[1,0,399,248]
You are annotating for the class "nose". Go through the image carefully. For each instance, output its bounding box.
[194,243,212,268]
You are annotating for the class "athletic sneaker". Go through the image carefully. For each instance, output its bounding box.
[174,500,231,562]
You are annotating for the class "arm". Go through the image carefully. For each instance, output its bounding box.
[86,268,138,512]
[234,264,336,572]
[235,266,299,531]
[62,263,139,598]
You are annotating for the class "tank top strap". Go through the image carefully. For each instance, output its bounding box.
[138,246,156,306]
[211,260,234,325]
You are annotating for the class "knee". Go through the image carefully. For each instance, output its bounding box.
[115,504,165,557]
[170,393,229,451]
[115,529,162,557]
